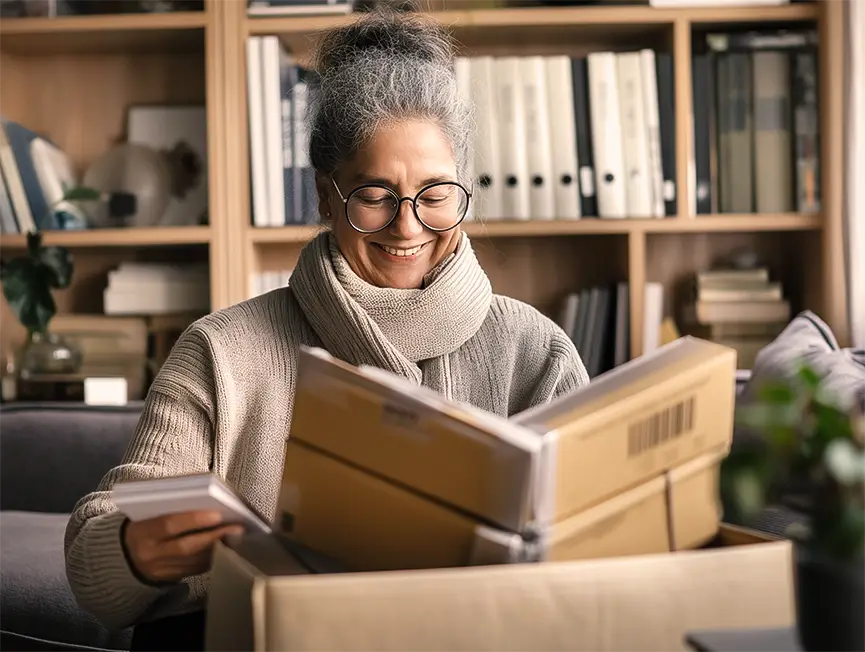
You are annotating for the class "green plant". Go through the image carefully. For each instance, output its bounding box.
[721,364,865,562]
[0,186,100,336]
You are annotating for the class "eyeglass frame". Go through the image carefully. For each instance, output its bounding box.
[329,175,473,234]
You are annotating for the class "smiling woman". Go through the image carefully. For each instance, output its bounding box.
[62,6,590,650]
[307,10,472,290]
[323,120,467,289]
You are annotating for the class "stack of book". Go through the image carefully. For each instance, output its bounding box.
[692,27,820,215]
[684,266,789,368]
[103,262,210,315]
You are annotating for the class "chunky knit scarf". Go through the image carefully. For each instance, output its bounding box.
[290,231,493,391]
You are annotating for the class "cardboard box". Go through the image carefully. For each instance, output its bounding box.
[205,525,794,652]
[278,438,728,570]
[287,337,737,540]
[289,346,543,534]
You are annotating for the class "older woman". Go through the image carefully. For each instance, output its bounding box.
[64,6,588,649]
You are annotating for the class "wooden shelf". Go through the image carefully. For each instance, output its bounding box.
[249,225,324,244]
[247,3,817,37]
[647,213,823,233]
[0,0,850,358]
[670,2,818,24]
[246,214,821,244]
[0,11,207,54]
[0,226,211,249]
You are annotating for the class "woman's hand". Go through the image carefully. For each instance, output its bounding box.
[122,510,245,584]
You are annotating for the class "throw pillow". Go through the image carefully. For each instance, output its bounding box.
[738,310,865,412]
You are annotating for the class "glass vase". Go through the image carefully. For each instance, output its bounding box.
[17,331,82,378]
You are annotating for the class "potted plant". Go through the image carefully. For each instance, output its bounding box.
[721,364,865,652]
[0,186,100,377]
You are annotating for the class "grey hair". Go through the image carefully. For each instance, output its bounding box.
[307,8,473,185]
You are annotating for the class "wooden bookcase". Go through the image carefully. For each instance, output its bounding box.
[0,0,850,368]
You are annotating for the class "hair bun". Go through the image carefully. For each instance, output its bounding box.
[313,7,456,75]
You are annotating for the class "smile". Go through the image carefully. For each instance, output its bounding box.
[374,242,429,258]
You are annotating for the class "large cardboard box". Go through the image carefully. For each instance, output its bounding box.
[205,526,794,652]
[279,437,728,570]
[286,337,737,541]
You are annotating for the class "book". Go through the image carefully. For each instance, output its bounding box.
[111,473,272,535]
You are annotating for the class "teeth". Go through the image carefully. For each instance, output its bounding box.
[380,244,423,257]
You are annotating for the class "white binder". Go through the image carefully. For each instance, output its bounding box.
[588,52,627,218]
[470,56,503,221]
[616,51,654,218]
[544,55,581,220]
[496,56,530,220]
[520,56,555,220]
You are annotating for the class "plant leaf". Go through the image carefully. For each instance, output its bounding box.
[62,186,101,202]
[0,258,56,333]
[797,364,823,390]
[36,246,73,289]
[758,380,797,405]
[26,231,42,256]
[720,450,771,525]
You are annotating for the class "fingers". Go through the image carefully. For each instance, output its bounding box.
[160,524,245,559]
[159,510,226,540]
[132,525,244,583]
[123,513,246,584]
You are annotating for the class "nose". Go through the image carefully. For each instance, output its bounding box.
[388,198,425,239]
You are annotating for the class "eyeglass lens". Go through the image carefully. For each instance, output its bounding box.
[347,183,469,232]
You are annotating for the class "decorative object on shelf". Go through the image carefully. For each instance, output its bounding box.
[82,143,172,228]
[126,105,209,227]
[721,364,865,652]
[15,330,82,378]
[0,186,101,376]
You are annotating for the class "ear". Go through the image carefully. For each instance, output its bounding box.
[315,173,334,225]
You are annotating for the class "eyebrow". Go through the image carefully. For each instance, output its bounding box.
[350,174,456,188]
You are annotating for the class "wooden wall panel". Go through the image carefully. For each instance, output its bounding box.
[0,53,205,174]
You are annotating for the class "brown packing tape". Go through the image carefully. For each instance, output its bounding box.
[667,445,729,550]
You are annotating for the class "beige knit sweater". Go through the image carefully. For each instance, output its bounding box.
[64,238,589,631]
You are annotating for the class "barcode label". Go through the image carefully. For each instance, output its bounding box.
[628,396,696,457]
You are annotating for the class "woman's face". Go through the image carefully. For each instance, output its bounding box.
[318,119,463,290]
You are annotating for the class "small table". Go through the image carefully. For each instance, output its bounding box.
[685,627,802,652]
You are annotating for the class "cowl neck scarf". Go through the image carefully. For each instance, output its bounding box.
[290,230,492,386]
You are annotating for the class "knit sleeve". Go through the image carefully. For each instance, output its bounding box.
[548,328,590,399]
[64,325,218,631]
[522,328,590,409]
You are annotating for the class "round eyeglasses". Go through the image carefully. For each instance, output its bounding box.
[331,177,471,234]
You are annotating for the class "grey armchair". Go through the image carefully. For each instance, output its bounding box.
[0,402,142,652]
